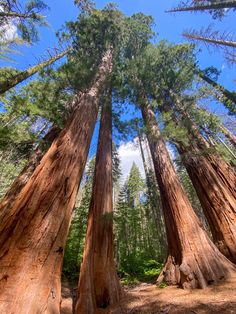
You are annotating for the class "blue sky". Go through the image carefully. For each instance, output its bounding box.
[2,0,235,90]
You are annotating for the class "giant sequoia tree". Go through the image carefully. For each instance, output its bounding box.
[128,42,236,263]
[76,89,121,313]
[0,6,157,312]
[0,39,113,314]
[140,97,235,288]
[119,41,236,288]
[1,2,236,312]
[163,95,236,262]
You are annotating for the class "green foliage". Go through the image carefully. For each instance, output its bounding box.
[74,0,95,14]
[0,153,27,198]
[126,163,144,207]
[160,109,190,146]
[112,142,122,184]
[120,258,163,285]
[59,5,125,91]
[115,163,165,282]
[0,68,21,85]
[0,0,49,43]
[158,282,167,289]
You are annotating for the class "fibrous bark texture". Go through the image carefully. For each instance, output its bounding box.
[178,142,236,263]
[75,89,121,314]
[0,48,113,314]
[161,98,236,263]
[141,100,236,289]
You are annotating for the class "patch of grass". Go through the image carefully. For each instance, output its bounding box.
[120,276,140,286]
[119,259,163,285]
[158,282,167,289]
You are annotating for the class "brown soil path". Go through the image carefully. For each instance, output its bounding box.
[61,277,236,314]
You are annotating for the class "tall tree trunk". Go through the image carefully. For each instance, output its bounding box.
[159,96,236,262]
[177,141,236,262]
[183,31,236,49]
[0,48,70,94]
[171,95,236,197]
[167,1,236,13]
[140,98,236,289]
[75,88,121,314]
[0,48,113,314]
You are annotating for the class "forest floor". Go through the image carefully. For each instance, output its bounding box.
[61,276,236,314]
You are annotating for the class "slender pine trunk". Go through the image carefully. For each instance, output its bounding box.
[75,87,121,314]
[167,1,236,13]
[0,11,43,19]
[0,48,70,94]
[140,98,236,289]
[0,48,113,314]
[183,32,236,49]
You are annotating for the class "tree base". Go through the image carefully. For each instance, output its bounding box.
[157,249,236,289]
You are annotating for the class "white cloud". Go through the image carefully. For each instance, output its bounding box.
[0,6,18,42]
[3,24,18,41]
[118,138,177,183]
[118,138,145,182]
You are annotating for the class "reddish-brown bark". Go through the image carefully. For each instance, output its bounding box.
[75,89,121,314]
[0,48,113,314]
[172,97,236,197]
[178,142,236,263]
[159,98,236,262]
[141,101,236,289]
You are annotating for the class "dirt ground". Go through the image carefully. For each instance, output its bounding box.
[61,277,236,314]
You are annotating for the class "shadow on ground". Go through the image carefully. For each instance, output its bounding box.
[61,277,236,313]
